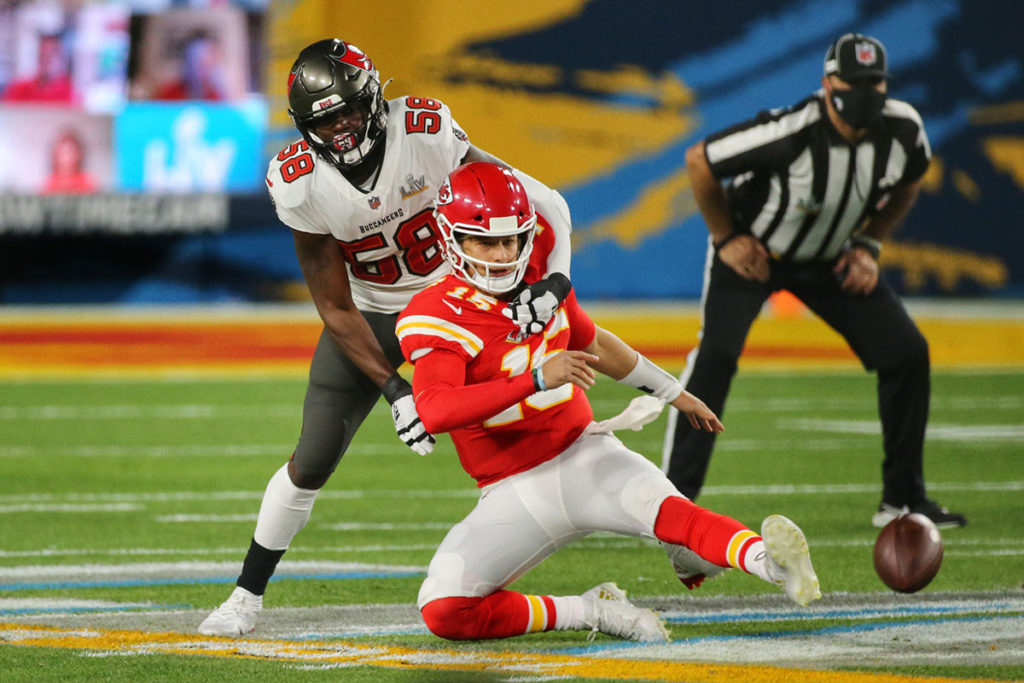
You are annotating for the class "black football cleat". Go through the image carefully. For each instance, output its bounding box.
[873,498,967,529]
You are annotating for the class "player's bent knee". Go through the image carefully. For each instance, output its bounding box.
[879,334,930,376]
[286,460,332,490]
[420,596,483,640]
[909,334,930,367]
[620,466,680,529]
[417,551,470,608]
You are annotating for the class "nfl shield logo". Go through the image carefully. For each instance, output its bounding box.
[855,41,877,66]
[368,196,381,209]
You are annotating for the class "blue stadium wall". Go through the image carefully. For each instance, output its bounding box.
[1,0,1021,303]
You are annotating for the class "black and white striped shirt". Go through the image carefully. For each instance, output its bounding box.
[704,91,930,263]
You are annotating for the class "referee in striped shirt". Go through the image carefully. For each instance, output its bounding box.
[662,33,966,528]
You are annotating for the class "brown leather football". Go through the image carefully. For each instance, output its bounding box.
[873,512,944,593]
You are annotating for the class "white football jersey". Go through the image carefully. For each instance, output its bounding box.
[266,96,471,313]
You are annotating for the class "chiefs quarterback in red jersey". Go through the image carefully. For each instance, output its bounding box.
[397,162,822,643]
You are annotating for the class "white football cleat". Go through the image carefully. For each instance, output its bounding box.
[198,586,262,636]
[660,541,728,589]
[581,582,669,642]
[761,515,822,607]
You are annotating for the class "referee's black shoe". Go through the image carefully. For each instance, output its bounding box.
[872,498,967,529]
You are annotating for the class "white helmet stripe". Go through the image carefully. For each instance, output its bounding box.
[488,216,518,230]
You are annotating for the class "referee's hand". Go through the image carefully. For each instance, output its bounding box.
[834,247,879,295]
[719,235,770,282]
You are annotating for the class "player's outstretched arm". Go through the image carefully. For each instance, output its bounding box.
[293,229,435,454]
[668,389,723,434]
[583,326,723,433]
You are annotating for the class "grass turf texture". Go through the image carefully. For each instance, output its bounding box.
[1,370,1022,681]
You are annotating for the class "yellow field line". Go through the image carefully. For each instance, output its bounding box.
[0,623,1006,683]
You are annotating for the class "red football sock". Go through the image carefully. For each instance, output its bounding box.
[420,591,557,641]
[654,495,761,571]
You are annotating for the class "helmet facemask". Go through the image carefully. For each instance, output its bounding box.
[439,215,537,295]
[302,79,388,169]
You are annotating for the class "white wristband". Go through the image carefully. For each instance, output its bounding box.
[617,354,683,402]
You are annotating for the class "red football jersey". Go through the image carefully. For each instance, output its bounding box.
[397,274,597,486]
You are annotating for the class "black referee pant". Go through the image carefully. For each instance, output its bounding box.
[664,255,930,507]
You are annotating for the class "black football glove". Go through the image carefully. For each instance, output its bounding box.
[502,273,571,335]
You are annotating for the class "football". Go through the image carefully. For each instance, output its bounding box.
[873,513,944,593]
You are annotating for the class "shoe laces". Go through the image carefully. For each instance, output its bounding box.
[220,593,260,615]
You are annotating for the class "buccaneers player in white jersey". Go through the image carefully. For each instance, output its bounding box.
[396,162,822,642]
[200,39,573,636]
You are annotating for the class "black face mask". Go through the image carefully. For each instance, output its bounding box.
[830,86,886,129]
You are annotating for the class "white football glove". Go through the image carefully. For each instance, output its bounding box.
[382,375,435,456]
[390,394,435,456]
[503,273,572,335]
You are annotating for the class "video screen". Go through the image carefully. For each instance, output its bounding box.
[0,107,114,193]
[0,1,266,195]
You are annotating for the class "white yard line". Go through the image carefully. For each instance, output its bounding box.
[154,514,258,523]
[1,534,1020,561]
[1,423,1019,459]
[2,389,1020,421]
[0,443,419,458]
[0,503,142,514]
[0,489,478,503]
[1,481,1021,504]
[0,404,297,420]
[779,417,1024,440]
[0,544,440,559]
[0,560,425,582]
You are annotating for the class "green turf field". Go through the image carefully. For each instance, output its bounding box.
[1,369,1021,681]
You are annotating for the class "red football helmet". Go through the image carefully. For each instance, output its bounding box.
[434,162,537,294]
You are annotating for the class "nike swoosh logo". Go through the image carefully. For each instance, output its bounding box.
[442,299,463,315]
